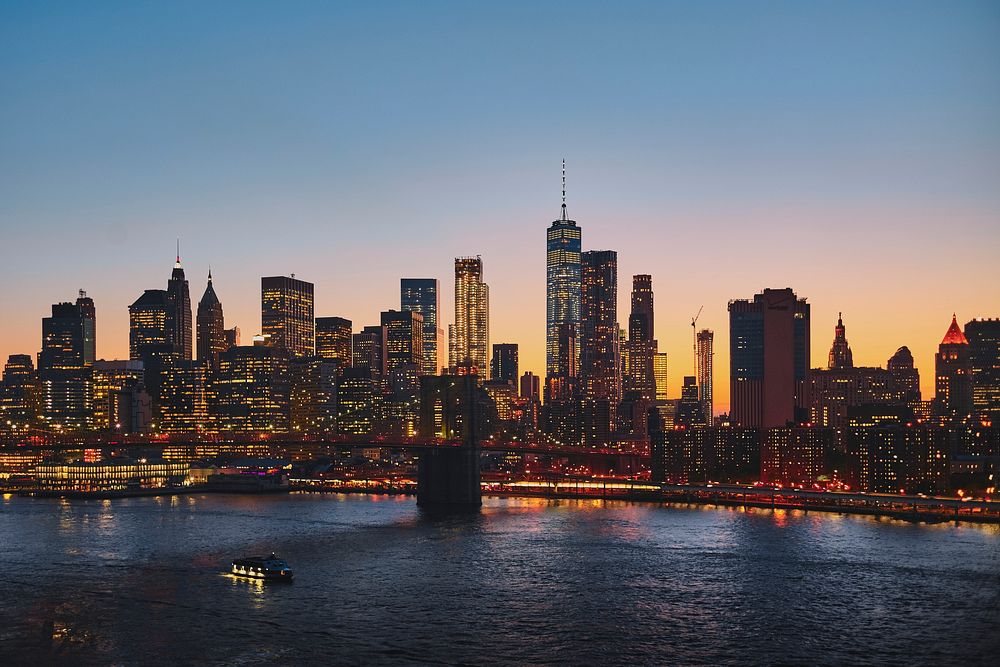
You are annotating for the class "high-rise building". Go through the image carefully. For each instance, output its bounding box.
[728,288,810,428]
[261,275,315,357]
[401,278,442,375]
[129,290,171,360]
[213,345,291,432]
[965,319,1000,419]
[828,313,853,369]
[452,257,489,373]
[337,367,377,434]
[580,250,620,405]
[196,270,226,369]
[353,325,387,383]
[224,326,240,349]
[381,310,424,373]
[90,361,147,432]
[167,252,193,360]
[546,161,582,382]
[520,371,540,402]
[159,361,210,433]
[316,317,352,366]
[1,354,41,430]
[696,329,714,425]
[490,343,519,385]
[935,315,972,417]
[654,352,668,402]
[623,275,657,402]
[289,357,338,434]
[675,376,706,426]
[887,346,921,404]
[38,294,96,431]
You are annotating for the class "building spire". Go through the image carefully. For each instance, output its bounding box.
[208,266,212,282]
[561,158,567,221]
[175,238,182,268]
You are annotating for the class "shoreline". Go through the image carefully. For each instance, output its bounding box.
[9,484,999,526]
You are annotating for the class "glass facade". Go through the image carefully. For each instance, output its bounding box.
[401,278,442,375]
[546,219,581,378]
[261,276,315,357]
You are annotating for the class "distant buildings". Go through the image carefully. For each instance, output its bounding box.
[261,275,314,357]
[729,288,810,428]
[167,253,193,360]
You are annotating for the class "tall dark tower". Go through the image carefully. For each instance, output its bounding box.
[935,314,972,417]
[579,250,620,445]
[38,294,96,431]
[624,275,656,402]
[828,313,854,369]
[729,288,810,428]
[167,245,193,360]
[196,270,226,369]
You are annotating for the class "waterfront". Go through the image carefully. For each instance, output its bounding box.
[1,493,998,666]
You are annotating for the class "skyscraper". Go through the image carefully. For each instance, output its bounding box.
[261,275,315,357]
[196,270,226,369]
[965,319,1000,419]
[654,352,669,402]
[129,290,171,360]
[2,354,41,430]
[213,344,291,432]
[580,250,620,404]
[935,315,972,417]
[623,275,657,402]
[452,257,489,373]
[353,325,387,384]
[401,278,442,375]
[490,343,519,385]
[729,288,810,428]
[167,251,193,360]
[38,293,96,431]
[546,161,582,383]
[316,317,352,366]
[887,346,921,404]
[381,310,424,373]
[696,329,714,425]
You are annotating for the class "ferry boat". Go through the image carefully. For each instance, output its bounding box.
[231,553,294,581]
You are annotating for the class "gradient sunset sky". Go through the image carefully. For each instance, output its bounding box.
[2,1,999,413]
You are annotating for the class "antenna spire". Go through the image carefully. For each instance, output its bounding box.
[175,238,181,267]
[560,159,567,221]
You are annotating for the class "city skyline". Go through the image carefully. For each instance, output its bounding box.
[2,2,999,414]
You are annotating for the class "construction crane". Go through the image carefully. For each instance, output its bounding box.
[691,305,703,377]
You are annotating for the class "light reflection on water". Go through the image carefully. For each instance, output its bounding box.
[0,493,998,666]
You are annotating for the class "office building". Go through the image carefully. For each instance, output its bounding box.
[159,361,210,433]
[520,371,540,402]
[546,161,582,381]
[729,288,810,428]
[452,257,489,373]
[337,367,377,435]
[381,310,424,373]
[289,357,338,434]
[623,275,657,402]
[401,278,443,375]
[654,352,668,402]
[580,250,620,405]
[38,294,96,431]
[490,343,519,385]
[1,355,41,430]
[213,345,291,432]
[965,318,1000,418]
[90,360,147,432]
[316,316,352,366]
[196,270,226,369]
[167,252,193,360]
[935,315,972,417]
[261,275,315,357]
[353,325,387,384]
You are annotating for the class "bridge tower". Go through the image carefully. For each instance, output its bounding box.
[417,375,482,507]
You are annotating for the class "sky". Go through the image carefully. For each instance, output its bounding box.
[1,1,999,414]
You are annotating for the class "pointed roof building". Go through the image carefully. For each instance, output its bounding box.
[941,314,969,346]
[197,269,226,369]
[828,312,854,369]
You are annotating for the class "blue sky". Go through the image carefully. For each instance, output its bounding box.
[2,1,999,408]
